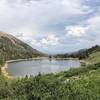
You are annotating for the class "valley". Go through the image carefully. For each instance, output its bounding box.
[0,32,100,99]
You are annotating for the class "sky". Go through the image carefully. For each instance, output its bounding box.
[0,0,100,54]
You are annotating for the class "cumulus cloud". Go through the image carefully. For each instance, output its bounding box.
[0,0,100,54]
[0,0,91,33]
[64,15,100,51]
[86,15,100,41]
[65,26,88,37]
[40,34,59,46]
[87,16,100,34]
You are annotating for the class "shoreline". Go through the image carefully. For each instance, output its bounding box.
[1,58,86,79]
[1,58,49,79]
[1,62,15,79]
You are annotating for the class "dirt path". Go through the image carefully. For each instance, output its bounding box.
[80,60,90,65]
[1,62,15,79]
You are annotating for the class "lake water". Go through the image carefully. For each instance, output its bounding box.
[8,59,81,77]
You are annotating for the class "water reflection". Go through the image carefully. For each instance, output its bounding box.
[8,59,80,77]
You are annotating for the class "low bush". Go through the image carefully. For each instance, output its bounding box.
[64,64,98,77]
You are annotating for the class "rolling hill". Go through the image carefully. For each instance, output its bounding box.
[0,32,45,61]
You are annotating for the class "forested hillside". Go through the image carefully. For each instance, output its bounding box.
[55,45,100,59]
[0,32,45,61]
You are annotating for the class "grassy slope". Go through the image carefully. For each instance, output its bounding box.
[3,65,100,100]
[69,51,100,99]
[0,51,100,99]
[52,51,100,99]
[0,32,45,61]
[86,51,100,64]
[70,51,100,99]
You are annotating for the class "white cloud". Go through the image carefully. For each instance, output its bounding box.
[65,26,88,37]
[64,15,100,50]
[87,16,100,34]
[40,34,59,46]
[0,0,99,54]
[85,15,100,43]
[0,0,91,34]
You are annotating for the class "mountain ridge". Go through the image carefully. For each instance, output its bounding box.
[0,31,45,61]
[54,45,100,59]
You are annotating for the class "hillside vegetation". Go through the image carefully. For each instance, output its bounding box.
[86,51,100,64]
[0,60,100,99]
[55,45,100,60]
[0,32,45,61]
